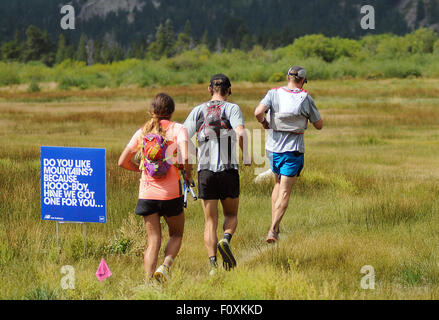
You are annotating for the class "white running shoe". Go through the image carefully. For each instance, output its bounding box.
[254,169,274,184]
[209,267,217,276]
[153,265,169,283]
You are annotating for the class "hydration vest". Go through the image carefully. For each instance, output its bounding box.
[139,122,177,178]
[196,101,232,142]
[268,88,308,134]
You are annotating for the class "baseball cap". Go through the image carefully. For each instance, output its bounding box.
[210,74,232,95]
[287,66,308,83]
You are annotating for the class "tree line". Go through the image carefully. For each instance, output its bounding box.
[1,20,438,68]
[0,19,262,66]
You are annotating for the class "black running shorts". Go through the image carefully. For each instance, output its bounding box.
[135,196,184,218]
[198,169,240,200]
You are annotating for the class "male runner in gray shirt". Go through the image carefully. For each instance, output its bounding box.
[184,74,249,274]
[254,66,323,243]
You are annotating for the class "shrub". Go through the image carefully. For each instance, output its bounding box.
[360,34,395,56]
[23,285,58,300]
[434,40,439,55]
[249,69,269,83]
[332,38,362,59]
[27,81,41,93]
[108,237,132,255]
[405,28,438,54]
[376,36,410,59]
[166,51,203,71]
[248,45,267,59]
[56,59,87,70]
[272,44,297,62]
[268,72,285,82]
[64,236,97,261]
[329,58,359,79]
[301,57,331,80]
[293,35,336,62]
[382,62,422,78]
[292,35,361,62]
[20,61,51,83]
[0,63,20,86]
[58,75,90,90]
[138,74,153,88]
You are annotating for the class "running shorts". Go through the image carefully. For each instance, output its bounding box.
[267,150,304,179]
[198,169,240,200]
[135,196,184,217]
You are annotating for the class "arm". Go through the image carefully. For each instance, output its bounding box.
[302,95,323,131]
[255,90,273,129]
[183,108,199,167]
[254,103,267,123]
[229,105,251,165]
[312,119,323,130]
[234,125,251,166]
[118,147,140,172]
[183,160,194,184]
[177,126,194,184]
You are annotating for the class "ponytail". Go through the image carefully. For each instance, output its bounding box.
[142,113,166,137]
[138,93,175,151]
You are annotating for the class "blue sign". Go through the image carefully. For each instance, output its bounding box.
[40,146,106,223]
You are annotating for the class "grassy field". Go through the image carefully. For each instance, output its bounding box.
[0,78,438,300]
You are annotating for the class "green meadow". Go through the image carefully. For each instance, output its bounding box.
[0,78,438,299]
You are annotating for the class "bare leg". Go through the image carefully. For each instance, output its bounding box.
[270,175,296,233]
[143,214,162,279]
[202,199,219,258]
[163,212,185,268]
[220,197,239,235]
[271,175,281,228]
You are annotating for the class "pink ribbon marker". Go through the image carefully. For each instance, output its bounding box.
[96,258,112,282]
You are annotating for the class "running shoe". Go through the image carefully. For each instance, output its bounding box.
[209,264,217,276]
[153,265,169,283]
[266,230,279,244]
[209,258,218,276]
[217,239,236,270]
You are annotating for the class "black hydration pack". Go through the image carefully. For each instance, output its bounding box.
[196,101,232,142]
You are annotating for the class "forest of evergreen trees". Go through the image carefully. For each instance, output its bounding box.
[0,19,260,66]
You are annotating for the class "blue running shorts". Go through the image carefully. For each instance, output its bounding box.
[267,151,304,179]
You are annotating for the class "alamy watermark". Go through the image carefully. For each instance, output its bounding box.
[60,5,75,30]
[360,265,375,290]
[361,5,375,30]
[60,265,75,290]
[160,128,272,177]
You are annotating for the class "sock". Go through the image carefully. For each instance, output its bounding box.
[209,256,218,267]
[163,256,174,268]
[223,233,233,243]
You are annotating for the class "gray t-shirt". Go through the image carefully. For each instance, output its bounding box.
[184,100,244,172]
[260,87,321,154]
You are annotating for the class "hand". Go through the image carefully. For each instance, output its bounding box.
[184,171,194,185]
[260,118,270,130]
